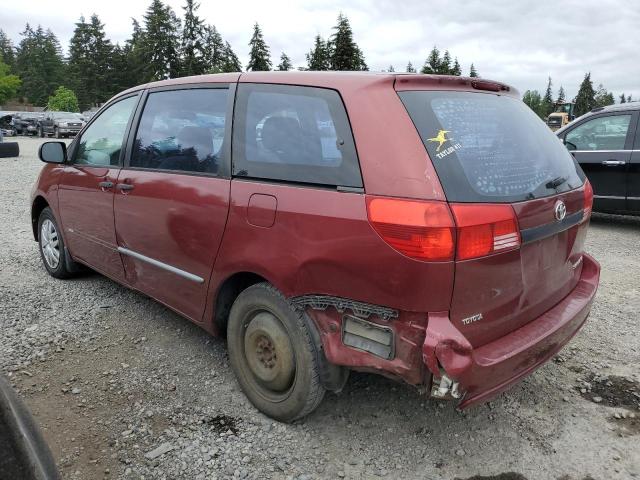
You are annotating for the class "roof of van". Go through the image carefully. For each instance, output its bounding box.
[116,71,519,99]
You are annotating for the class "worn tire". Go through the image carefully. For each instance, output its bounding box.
[227,283,325,423]
[37,208,76,279]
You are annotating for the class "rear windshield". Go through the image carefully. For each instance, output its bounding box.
[399,91,585,203]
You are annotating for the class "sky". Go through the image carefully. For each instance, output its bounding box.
[2,0,639,101]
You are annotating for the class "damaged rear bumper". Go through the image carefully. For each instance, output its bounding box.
[423,253,600,408]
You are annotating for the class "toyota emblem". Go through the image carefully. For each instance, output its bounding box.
[554,200,567,221]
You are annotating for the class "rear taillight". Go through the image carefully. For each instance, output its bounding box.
[366,197,455,261]
[450,204,521,260]
[583,180,593,222]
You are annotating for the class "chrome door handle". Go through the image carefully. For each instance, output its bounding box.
[98,181,114,189]
[116,183,134,191]
[601,160,626,166]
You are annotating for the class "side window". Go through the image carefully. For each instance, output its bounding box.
[565,114,631,151]
[130,88,229,175]
[233,83,362,187]
[75,96,138,166]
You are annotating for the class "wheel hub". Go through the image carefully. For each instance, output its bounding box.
[244,312,295,392]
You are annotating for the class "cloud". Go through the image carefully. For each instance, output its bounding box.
[3,0,639,100]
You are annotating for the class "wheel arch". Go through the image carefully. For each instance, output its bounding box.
[212,271,268,335]
[31,196,50,241]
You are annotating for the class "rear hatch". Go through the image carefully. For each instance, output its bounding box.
[399,88,591,347]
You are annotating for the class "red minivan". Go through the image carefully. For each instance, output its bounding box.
[31,72,600,422]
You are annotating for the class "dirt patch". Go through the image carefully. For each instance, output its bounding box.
[455,473,528,480]
[206,414,240,434]
[577,374,640,410]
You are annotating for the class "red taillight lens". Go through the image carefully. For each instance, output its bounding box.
[366,197,455,261]
[583,180,593,222]
[450,204,520,260]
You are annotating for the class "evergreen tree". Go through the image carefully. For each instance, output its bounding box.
[421,46,440,74]
[620,93,626,104]
[219,41,242,72]
[451,58,461,76]
[522,90,544,118]
[328,14,367,71]
[573,73,596,116]
[0,30,15,72]
[594,83,615,108]
[202,25,225,72]
[246,23,272,71]
[556,85,566,104]
[469,63,478,77]
[16,24,65,105]
[68,15,114,110]
[628,94,632,102]
[277,52,293,71]
[121,19,147,88]
[406,61,416,73]
[542,76,554,117]
[387,65,395,72]
[306,35,330,71]
[181,0,208,76]
[440,50,452,74]
[141,0,182,81]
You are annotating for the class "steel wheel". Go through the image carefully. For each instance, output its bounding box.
[243,311,296,395]
[40,219,60,269]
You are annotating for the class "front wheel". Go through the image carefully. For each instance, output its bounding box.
[37,208,77,279]
[227,283,325,422]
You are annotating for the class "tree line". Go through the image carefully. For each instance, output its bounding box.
[523,73,632,120]
[0,0,482,111]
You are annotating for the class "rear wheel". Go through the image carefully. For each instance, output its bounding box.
[37,208,77,279]
[227,283,325,422]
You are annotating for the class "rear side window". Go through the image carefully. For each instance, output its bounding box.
[130,88,228,175]
[233,83,362,187]
[399,91,585,203]
[565,114,631,151]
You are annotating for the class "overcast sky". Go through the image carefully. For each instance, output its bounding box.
[3,0,639,101]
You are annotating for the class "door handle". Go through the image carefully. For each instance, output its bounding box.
[601,160,626,166]
[98,181,114,189]
[116,183,134,191]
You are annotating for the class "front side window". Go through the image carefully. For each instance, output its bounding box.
[565,114,631,151]
[130,88,229,175]
[233,83,362,187]
[75,96,138,166]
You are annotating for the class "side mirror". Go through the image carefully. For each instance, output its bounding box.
[38,141,66,164]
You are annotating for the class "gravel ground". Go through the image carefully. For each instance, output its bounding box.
[1,137,639,480]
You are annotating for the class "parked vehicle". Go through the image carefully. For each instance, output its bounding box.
[0,375,60,480]
[38,112,86,138]
[13,112,41,136]
[0,114,19,158]
[31,72,600,422]
[556,102,640,215]
[547,102,576,131]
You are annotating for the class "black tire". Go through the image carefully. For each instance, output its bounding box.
[227,283,325,422]
[37,208,76,279]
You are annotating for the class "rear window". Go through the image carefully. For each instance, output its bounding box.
[399,91,585,203]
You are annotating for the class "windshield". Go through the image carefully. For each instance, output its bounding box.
[399,91,585,203]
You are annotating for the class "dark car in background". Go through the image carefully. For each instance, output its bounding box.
[557,102,640,215]
[38,112,86,138]
[13,112,42,136]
